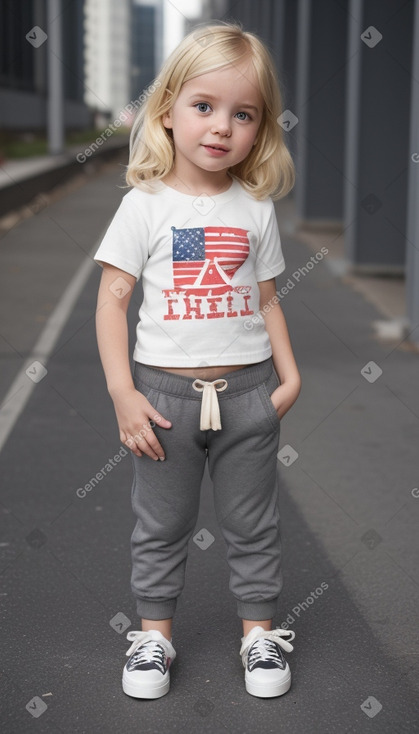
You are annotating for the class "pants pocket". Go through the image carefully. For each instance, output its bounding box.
[257,373,281,432]
[132,364,159,407]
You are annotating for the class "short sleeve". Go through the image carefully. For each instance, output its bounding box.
[254,199,285,281]
[93,192,149,281]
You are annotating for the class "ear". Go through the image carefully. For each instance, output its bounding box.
[162,109,173,129]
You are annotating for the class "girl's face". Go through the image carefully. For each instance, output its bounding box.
[162,59,263,187]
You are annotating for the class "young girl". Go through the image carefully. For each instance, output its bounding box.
[94,21,301,700]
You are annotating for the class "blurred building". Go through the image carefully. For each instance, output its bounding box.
[159,0,204,63]
[130,0,216,102]
[84,0,133,122]
[1,0,417,339]
[131,1,157,101]
[0,0,89,131]
[204,0,419,343]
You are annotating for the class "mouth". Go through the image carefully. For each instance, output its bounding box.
[202,144,230,152]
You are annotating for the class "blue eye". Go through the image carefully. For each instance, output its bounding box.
[195,103,211,113]
[235,111,250,121]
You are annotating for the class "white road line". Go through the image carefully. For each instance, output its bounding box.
[0,250,98,453]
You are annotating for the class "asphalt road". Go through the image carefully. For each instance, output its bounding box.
[0,158,418,733]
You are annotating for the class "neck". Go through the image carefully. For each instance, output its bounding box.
[163,167,233,197]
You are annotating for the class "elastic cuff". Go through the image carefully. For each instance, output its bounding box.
[135,596,177,620]
[236,598,278,621]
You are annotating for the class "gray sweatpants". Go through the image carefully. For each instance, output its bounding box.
[130,357,283,622]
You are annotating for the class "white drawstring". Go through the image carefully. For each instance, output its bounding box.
[192,378,228,430]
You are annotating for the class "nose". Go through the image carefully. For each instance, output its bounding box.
[210,113,231,137]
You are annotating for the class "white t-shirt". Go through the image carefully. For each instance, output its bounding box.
[93,176,285,367]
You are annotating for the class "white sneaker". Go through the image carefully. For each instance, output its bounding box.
[239,626,295,698]
[122,629,176,699]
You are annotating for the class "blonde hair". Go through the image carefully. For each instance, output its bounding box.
[126,21,295,200]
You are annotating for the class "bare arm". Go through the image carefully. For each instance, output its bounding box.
[258,278,301,419]
[95,263,171,460]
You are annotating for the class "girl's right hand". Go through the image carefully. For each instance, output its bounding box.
[111,388,172,461]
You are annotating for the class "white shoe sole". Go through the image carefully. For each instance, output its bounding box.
[245,671,291,698]
[122,670,170,699]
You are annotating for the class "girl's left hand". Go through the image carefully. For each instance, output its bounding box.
[270,380,301,421]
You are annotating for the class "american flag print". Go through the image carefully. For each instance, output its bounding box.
[171,225,250,290]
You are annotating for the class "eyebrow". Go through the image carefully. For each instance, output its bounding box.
[188,93,259,112]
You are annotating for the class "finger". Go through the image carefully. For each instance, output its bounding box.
[127,429,161,460]
[151,411,172,429]
[144,432,166,460]
[144,414,171,460]
[134,434,161,461]
[124,435,144,458]
[136,418,169,460]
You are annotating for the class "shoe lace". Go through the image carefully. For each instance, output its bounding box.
[240,628,295,668]
[125,630,166,668]
[248,638,284,669]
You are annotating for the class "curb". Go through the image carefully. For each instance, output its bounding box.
[0,137,129,218]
